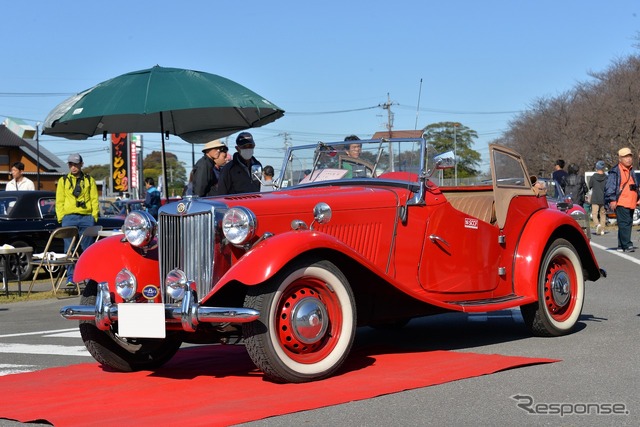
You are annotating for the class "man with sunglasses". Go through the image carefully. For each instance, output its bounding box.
[192,139,229,197]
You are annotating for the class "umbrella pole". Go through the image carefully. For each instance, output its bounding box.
[160,113,170,200]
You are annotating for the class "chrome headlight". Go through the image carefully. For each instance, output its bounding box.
[570,210,587,224]
[123,211,157,247]
[222,207,257,246]
[165,269,188,301]
[115,269,136,301]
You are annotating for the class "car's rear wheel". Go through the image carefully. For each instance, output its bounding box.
[521,239,584,337]
[78,281,182,371]
[243,259,356,383]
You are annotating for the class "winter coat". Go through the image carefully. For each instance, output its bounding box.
[588,173,607,205]
[563,173,588,206]
[604,164,640,206]
[218,153,262,195]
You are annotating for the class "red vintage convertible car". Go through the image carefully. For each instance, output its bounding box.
[60,139,604,383]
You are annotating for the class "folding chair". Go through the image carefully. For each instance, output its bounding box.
[72,225,103,258]
[69,225,103,292]
[27,226,79,298]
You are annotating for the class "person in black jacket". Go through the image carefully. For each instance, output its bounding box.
[552,159,568,184]
[218,132,263,195]
[563,163,588,207]
[191,139,228,197]
[588,160,607,235]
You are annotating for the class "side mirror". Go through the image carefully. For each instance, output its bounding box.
[251,165,263,181]
[310,202,332,229]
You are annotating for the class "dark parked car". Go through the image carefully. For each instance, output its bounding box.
[100,197,182,220]
[0,191,124,280]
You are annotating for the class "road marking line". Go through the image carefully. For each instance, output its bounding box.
[590,241,640,265]
[0,343,90,357]
[0,328,77,339]
[44,331,82,338]
[0,364,38,376]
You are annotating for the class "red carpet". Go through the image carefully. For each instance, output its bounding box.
[0,345,557,426]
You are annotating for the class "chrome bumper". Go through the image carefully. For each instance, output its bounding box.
[59,282,259,332]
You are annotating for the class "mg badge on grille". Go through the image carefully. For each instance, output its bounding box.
[142,285,159,300]
[177,202,187,213]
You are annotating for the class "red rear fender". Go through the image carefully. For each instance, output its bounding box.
[513,209,599,298]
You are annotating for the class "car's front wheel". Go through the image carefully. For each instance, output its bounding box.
[521,239,584,337]
[243,259,356,383]
[79,281,182,371]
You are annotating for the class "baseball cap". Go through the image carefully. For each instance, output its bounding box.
[67,153,83,164]
[618,147,633,157]
[236,132,255,147]
[595,160,605,170]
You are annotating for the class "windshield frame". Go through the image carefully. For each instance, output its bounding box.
[275,138,427,190]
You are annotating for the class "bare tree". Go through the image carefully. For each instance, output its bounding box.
[495,52,640,176]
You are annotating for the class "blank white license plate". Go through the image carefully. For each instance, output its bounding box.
[117,304,166,338]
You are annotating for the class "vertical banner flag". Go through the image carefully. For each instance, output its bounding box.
[130,134,141,190]
[111,133,129,194]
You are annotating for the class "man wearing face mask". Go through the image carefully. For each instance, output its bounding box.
[218,132,263,195]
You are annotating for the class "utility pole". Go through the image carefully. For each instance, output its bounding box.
[380,93,396,171]
[35,122,41,189]
[380,93,395,137]
[281,132,291,150]
[278,132,292,185]
[453,122,460,186]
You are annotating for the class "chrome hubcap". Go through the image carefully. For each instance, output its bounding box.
[290,297,328,344]
[551,270,570,307]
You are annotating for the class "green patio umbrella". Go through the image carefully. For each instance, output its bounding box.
[43,65,284,197]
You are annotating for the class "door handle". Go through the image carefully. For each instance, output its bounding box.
[428,234,450,247]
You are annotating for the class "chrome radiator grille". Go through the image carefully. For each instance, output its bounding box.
[159,209,215,302]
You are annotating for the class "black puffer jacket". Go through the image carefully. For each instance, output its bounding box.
[563,173,588,206]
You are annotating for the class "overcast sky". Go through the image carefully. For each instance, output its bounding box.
[1,0,638,173]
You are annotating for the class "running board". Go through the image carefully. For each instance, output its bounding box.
[445,294,525,307]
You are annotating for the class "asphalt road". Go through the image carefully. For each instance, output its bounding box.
[1,228,639,426]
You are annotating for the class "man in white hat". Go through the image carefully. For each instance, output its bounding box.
[55,153,99,286]
[604,147,640,252]
[191,139,228,197]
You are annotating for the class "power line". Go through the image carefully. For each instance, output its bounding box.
[286,106,379,115]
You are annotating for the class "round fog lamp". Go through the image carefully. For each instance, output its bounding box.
[115,269,136,301]
[165,269,188,301]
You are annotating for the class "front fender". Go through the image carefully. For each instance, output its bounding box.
[513,209,601,299]
[209,230,379,295]
[74,235,160,286]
